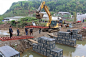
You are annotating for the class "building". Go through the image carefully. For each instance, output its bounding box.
[58,12,71,18]
[0,46,20,57]
[4,16,25,22]
[77,14,86,21]
[40,12,60,20]
[58,12,71,15]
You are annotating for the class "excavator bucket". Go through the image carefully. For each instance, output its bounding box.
[36,12,44,19]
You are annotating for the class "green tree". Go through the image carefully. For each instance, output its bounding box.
[2,0,86,17]
[11,20,16,26]
[51,12,54,15]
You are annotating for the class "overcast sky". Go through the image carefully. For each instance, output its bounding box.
[0,0,25,15]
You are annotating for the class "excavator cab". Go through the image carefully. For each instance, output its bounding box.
[50,21,57,27]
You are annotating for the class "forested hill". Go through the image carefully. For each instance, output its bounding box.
[3,0,86,17]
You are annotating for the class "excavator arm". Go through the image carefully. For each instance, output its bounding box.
[36,1,52,27]
[36,1,45,12]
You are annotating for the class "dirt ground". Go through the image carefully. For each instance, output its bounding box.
[0,22,86,54]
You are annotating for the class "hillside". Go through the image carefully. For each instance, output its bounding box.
[2,0,86,17]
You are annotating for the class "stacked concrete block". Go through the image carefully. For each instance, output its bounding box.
[67,29,82,40]
[55,31,76,47]
[33,36,63,57]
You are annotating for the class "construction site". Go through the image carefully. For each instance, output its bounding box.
[0,1,86,57]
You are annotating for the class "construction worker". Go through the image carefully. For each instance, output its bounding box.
[83,19,84,23]
[30,28,33,35]
[17,28,20,36]
[9,26,13,38]
[39,28,41,34]
[69,30,73,39]
[25,27,28,35]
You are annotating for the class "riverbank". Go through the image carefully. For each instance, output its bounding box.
[0,22,86,57]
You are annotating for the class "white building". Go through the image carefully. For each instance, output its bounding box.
[58,12,71,15]
[77,14,86,21]
[4,16,25,22]
[40,12,60,21]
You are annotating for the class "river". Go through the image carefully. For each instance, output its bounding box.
[0,30,10,36]
[21,40,86,57]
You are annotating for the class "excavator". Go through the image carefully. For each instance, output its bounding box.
[36,1,61,33]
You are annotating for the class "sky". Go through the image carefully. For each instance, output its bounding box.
[0,0,25,15]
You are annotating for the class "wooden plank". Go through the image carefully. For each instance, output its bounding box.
[28,39,38,44]
[47,33,58,37]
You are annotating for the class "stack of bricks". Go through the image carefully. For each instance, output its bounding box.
[33,36,63,57]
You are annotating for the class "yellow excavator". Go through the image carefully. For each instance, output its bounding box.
[36,1,61,33]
